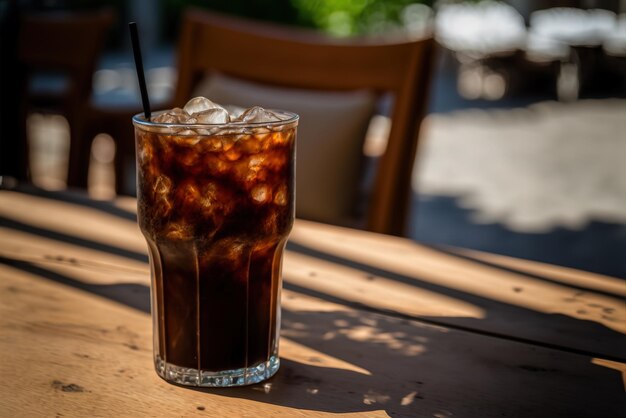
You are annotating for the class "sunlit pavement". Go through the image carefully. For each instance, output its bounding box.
[409,49,626,278]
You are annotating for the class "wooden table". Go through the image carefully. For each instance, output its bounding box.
[1,187,624,417]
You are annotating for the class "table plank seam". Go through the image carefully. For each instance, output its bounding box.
[285,282,626,364]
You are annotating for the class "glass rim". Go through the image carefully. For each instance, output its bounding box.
[132,109,299,131]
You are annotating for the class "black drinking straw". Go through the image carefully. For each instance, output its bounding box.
[129,22,151,120]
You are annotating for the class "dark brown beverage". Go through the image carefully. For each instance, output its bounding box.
[133,108,297,387]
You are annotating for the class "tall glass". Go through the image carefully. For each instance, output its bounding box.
[133,111,297,387]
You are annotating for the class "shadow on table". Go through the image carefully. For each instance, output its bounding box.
[0,256,151,313]
[11,184,138,222]
[285,240,626,362]
[196,308,625,417]
[2,188,624,359]
[1,189,625,416]
[2,238,625,416]
[0,215,147,263]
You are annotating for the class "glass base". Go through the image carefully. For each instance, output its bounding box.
[154,355,279,387]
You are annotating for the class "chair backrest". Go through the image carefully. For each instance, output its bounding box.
[19,9,114,109]
[17,9,114,187]
[174,8,435,236]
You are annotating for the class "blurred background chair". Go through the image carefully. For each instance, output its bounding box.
[16,9,115,189]
[5,1,624,276]
[172,8,434,236]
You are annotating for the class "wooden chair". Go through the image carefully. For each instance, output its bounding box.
[173,8,435,236]
[17,9,114,189]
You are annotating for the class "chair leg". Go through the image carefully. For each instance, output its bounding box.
[113,147,126,196]
[14,108,30,181]
[66,118,91,189]
[113,121,137,196]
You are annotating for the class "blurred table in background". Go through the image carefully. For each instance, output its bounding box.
[435,3,626,101]
[0,187,624,417]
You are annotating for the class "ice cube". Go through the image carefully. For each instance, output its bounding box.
[269,130,294,147]
[183,96,223,116]
[180,148,199,165]
[205,154,229,176]
[177,181,201,208]
[225,148,242,161]
[254,130,271,141]
[198,182,235,230]
[245,156,267,182]
[214,238,248,266]
[174,128,198,136]
[171,133,201,147]
[195,108,230,124]
[200,182,219,206]
[152,112,182,124]
[225,105,246,120]
[137,137,154,164]
[153,108,197,124]
[274,184,288,206]
[154,175,172,197]
[164,222,192,240]
[251,184,271,204]
[240,135,263,154]
[153,175,173,217]
[248,156,265,169]
[206,137,223,151]
[237,106,283,123]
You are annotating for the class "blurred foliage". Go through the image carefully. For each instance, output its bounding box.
[161,0,302,41]
[162,0,434,40]
[15,0,436,46]
[292,0,433,36]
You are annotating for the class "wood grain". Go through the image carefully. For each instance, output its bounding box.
[288,220,626,361]
[0,189,624,360]
[1,264,624,417]
[0,189,625,417]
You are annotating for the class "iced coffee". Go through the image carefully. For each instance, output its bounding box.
[133,97,297,387]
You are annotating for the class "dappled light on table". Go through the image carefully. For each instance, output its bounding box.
[0,191,145,257]
[290,221,626,337]
[452,248,625,297]
[0,189,624,416]
[284,250,485,319]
